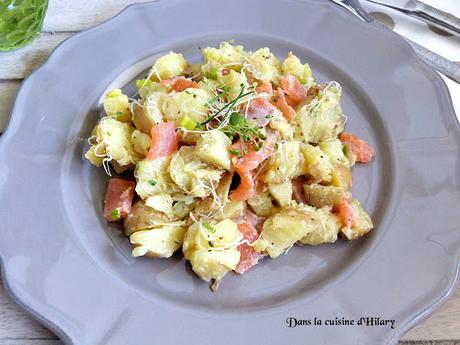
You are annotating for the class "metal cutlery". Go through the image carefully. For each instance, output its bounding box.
[363,0,460,37]
[330,0,460,83]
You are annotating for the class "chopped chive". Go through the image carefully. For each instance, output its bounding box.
[205,68,218,80]
[203,222,216,233]
[135,79,153,90]
[148,180,157,186]
[111,209,121,221]
[253,141,264,151]
[206,88,230,107]
[200,85,254,126]
[178,115,197,130]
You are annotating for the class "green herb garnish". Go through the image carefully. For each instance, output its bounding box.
[229,112,243,126]
[178,115,197,130]
[203,222,216,233]
[111,209,121,221]
[200,84,255,126]
[253,141,264,151]
[208,241,214,247]
[229,148,242,157]
[205,68,218,80]
[206,86,230,107]
[148,180,157,186]
[222,111,266,151]
[135,78,153,90]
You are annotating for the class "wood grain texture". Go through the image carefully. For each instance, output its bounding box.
[43,0,154,32]
[402,285,460,341]
[0,82,19,133]
[0,281,55,339]
[0,34,70,80]
[0,341,455,345]
[0,341,61,345]
[1,342,457,345]
[0,0,459,343]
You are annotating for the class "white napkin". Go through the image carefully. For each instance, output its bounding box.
[361,0,460,119]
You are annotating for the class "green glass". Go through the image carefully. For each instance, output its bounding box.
[0,0,48,51]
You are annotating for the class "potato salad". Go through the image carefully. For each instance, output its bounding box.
[85,42,375,291]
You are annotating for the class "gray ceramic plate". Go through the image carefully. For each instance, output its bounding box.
[1,0,459,344]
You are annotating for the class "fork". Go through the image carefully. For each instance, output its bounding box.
[329,0,460,84]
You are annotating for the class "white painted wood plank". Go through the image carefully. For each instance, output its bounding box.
[43,0,154,32]
[0,280,56,339]
[402,285,460,341]
[0,33,70,80]
[0,341,61,345]
[0,337,456,345]
[0,81,19,133]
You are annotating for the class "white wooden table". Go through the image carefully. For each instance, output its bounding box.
[0,1,459,344]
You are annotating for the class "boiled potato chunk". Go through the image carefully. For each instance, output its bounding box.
[134,157,177,199]
[203,42,246,71]
[151,52,188,80]
[171,193,196,219]
[145,193,174,215]
[169,146,223,198]
[102,89,131,122]
[195,197,246,221]
[303,184,346,208]
[254,204,319,258]
[162,88,212,123]
[247,47,282,82]
[194,173,246,220]
[217,69,250,100]
[132,92,165,133]
[319,139,354,168]
[135,79,164,100]
[262,141,303,184]
[194,172,232,216]
[247,191,277,217]
[268,181,292,207]
[293,82,345,143]
[298,207,341,245]
[124,200,174,236]
[268,109,294,140]
[85,117,139,172]
[183,219,241,281]
[84,146,104,167]
[195,130,232,170]
[218,200,247,220]
[331,164,352,190]
[130,222,186,258]
[131,130,151,157]
[282,52,314,87]
[340,199,373,240]
[301,143,332,183]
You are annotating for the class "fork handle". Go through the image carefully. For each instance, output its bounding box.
[403,36,460,83]
[408,0,460,37]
